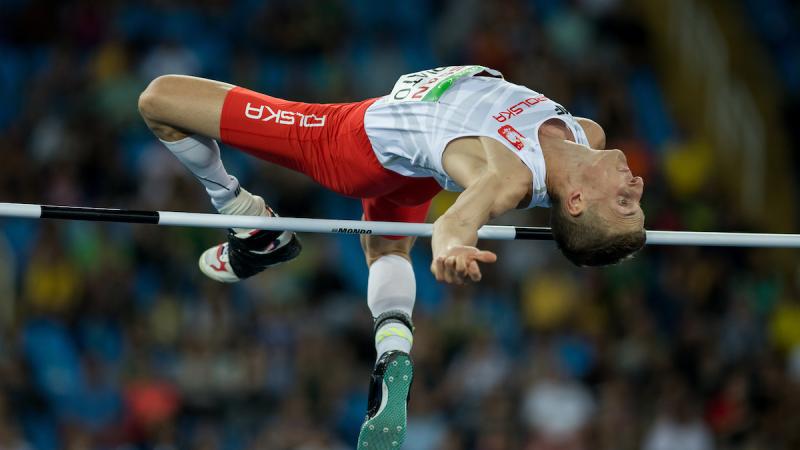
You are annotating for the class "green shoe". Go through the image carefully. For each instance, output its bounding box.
[357,351,413,449]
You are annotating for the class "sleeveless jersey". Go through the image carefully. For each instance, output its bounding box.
[363,66,590,208]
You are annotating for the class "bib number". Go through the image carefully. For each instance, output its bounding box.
[386,65,502,104]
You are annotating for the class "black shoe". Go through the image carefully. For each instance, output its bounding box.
[199,228,301,283]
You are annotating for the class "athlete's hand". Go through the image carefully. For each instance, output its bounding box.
[431,245,497,285]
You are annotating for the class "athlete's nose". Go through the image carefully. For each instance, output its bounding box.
[630,176,644,197]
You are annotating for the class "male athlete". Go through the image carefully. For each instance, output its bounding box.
[137,65,645,448]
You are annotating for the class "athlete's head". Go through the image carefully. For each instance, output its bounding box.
[549,148,645,266]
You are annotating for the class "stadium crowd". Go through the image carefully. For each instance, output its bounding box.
[1,0,799,449]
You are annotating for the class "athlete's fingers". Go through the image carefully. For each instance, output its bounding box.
[454,269,466,284]
[431,257,445,281]
[455,255,468,276]
[438,258,449,283]
[445,256,457,278]
[447,256,464,285]
[453,256,470,284]
[442,256,455,284]
[467,260,481,282]
[446,269,457,284]
[434,253,483,284]
[471,250,497,264]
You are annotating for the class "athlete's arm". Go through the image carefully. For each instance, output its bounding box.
[431,137,530,284]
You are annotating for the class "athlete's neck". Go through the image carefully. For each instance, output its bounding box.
[540,136,592,199]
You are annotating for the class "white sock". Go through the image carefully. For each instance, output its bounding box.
[375,321,413,358]
[160,135,239,209]
[217,187,274,235]
[368,254,415,359]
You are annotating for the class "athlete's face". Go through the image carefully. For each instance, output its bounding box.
[582,149,645,231]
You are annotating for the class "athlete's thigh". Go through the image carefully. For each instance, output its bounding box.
[140,75,234,140]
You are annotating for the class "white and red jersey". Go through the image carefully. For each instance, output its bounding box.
[363,66,590,209]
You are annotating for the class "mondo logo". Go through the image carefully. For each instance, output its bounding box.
[333,228,372,234]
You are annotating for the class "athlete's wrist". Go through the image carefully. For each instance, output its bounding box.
[431,216,478,258]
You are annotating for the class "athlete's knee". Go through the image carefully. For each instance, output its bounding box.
[138,75,187,140]
[361,235,415,266]
[140,74,208,124]
[138,75,181,120]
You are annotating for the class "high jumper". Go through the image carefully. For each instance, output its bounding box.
[133,65,640,449]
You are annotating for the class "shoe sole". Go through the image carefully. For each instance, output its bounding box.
[198,235,302,283]
[357,355,413,449]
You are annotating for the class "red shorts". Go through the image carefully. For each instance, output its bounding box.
[219,87,442,236]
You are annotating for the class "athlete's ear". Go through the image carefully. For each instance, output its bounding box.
[566,190,584,217]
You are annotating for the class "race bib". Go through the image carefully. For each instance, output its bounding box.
[386,65,503,104]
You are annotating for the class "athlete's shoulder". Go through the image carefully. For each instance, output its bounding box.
[575,117,606,149]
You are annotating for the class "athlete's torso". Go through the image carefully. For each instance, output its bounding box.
[363,66,590,209]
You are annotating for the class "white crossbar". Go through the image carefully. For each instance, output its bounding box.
[0,202,798,247]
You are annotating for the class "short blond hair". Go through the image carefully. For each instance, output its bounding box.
[549,197,645,267]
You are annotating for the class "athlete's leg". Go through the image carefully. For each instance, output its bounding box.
[357,196,433,449]
[358,235,416,450]
[138,75,300,282]
[360,195,427,360]
[138,75,244,209]
[361,235,416,356]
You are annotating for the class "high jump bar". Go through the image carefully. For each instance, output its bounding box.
[0,202,798,248]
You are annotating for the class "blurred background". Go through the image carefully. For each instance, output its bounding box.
[1,0,799,449]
